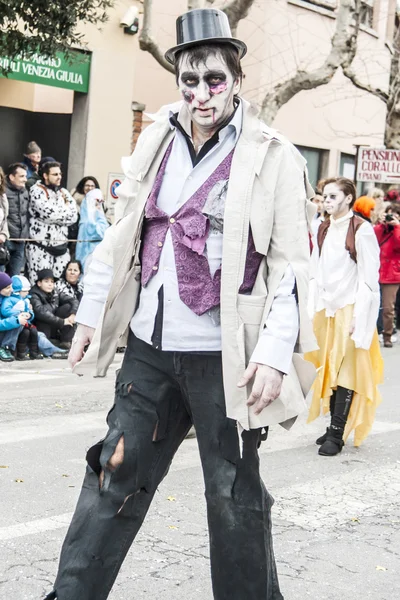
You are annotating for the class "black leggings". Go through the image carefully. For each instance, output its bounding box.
[330,387,354,430]
[35,303,75,344]
[17,325,38,351]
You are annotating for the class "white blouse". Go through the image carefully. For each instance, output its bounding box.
[308,211,380,349]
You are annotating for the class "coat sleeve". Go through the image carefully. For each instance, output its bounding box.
[0,194,9,239]
[262,142,317,355]
[60,189,79,226]
[0,297,19,317]
[114,123,160,221]
[59,289,79,314]
[75,224,117,328]
[0,314,20,332]
[352,223,380,349]
[31,292,64,329]
[29,186,78,226]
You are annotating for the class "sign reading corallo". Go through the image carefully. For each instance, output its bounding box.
[357,147,400,184]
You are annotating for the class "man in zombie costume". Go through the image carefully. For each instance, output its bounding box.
[44,9,316,600]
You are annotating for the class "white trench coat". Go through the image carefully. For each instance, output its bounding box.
[75,98,318,432]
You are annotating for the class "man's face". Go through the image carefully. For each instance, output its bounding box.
[0,285,13,297]
[178,52,240,131]
[44,167,62,187]
[323,183,352,218]
[38,278,55,293]
[312,194,324,214]
[9,167,27,189]
[28,152,41,166]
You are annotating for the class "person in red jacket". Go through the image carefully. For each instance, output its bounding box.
[374,203,400,347]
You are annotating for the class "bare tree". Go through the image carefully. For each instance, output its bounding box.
[260,0,360,123]
[343,16,400,148]
[139,0,362,123]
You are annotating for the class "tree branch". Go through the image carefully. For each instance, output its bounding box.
[341,1,389,104]
[341,67,389,103]
[260,0,362,124]
[188,0,204,8]
[222,0,255,35]
[139,0,175,74]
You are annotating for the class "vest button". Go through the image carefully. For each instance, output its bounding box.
[158,241,163,247]
[152,266,158,271]
[169,217,176,224]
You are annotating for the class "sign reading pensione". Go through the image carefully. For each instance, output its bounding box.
[357,147,400,184]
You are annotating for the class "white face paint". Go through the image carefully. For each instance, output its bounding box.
[177,53,240,132]
[323,183,353,219]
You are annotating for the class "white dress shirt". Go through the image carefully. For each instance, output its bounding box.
[77,102,300,374]
[308,210,380,349]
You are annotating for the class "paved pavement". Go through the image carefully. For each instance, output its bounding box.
[0,345,399,600]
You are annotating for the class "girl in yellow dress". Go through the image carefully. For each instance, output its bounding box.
[306,177,384,456]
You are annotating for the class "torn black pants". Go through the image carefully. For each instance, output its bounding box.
[49,334,283,600]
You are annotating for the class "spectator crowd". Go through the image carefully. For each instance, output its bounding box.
[0,141,109,362]
[1,139,400,365]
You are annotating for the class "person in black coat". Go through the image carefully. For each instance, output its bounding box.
[30,268,78,348]
[5,163,30,276]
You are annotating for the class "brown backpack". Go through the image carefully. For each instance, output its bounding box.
[317,215,365,263]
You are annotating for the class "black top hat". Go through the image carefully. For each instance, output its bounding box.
[165,8,247,65]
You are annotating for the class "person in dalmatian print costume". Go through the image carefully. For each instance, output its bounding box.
[26,161,78,284]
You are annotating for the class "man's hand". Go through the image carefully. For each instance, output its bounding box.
[69,324,95,368]
[18,313,29,326]
[0,234,6,244]
[237,363,284,416]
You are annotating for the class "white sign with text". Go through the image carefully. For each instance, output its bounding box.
[357,147,400,183]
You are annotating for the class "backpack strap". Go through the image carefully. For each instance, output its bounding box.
[345,215,365,263]
[37,184,50,199]
[318,214,364,263]
[317,217,331,255]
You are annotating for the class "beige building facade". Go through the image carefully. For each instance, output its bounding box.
[0,0,395,201]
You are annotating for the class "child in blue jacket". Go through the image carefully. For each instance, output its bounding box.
[0,275,41,360]
[0,273,29,361]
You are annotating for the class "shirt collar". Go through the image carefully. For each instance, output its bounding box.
[330,210,353,226]
[169,98,243,146]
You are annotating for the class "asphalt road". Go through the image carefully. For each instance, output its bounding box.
[0,344,399,600]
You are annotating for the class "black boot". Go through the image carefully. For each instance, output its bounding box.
[318,426,344,456]
[29,328,43,360]
[16,343,29,361]
[316,393,336,445]
[316,428,329,445]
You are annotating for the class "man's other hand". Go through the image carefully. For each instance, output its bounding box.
[69,324,95,368]
[237,363,284,416]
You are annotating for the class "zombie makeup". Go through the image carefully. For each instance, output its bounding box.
[178,53,240,130]
[323,183,353,219]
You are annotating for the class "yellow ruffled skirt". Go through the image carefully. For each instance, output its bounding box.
[305,304,384,446]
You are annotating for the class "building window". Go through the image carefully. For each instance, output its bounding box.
[340,153,356,180]
[296,146,324,188]
[360,0,374,28]
[297,0,336,10]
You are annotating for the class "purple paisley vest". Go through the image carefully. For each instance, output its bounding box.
[141,143,263,316]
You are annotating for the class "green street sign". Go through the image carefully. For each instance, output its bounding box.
[0,51,91,93]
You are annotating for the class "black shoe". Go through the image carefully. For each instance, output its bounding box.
[51,352,68,360]
[30,353,44,360]
[316,427,329,445]
[318,427,344,456]
[16,352,29,361]
[58,341,72,350]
